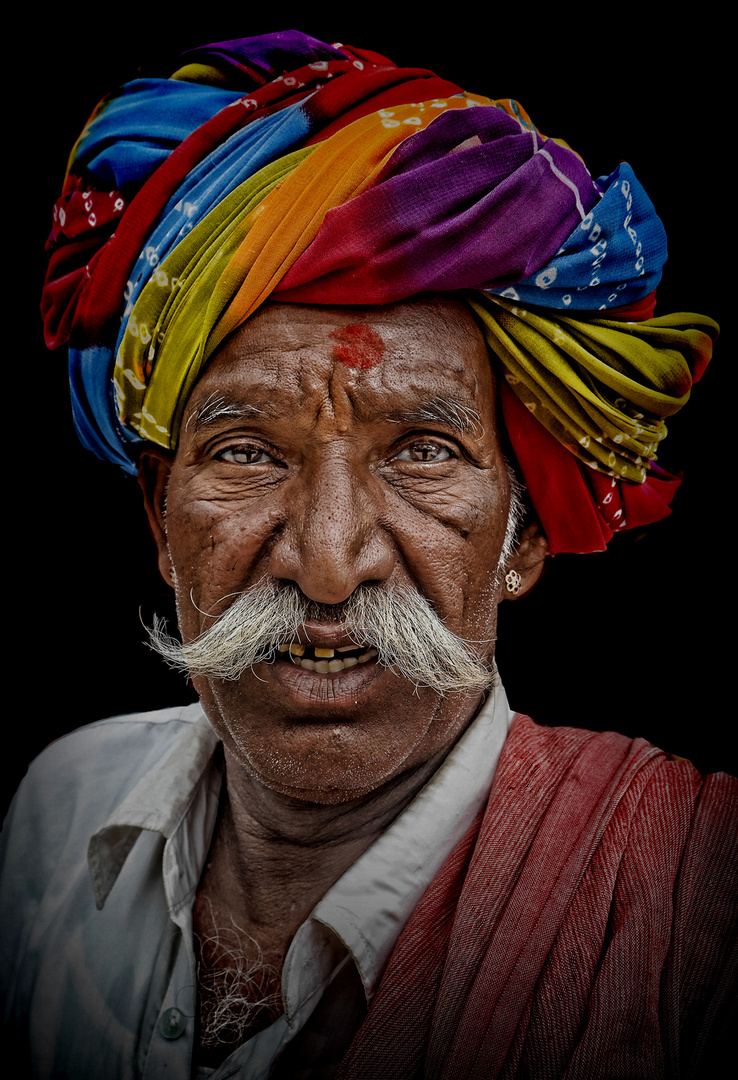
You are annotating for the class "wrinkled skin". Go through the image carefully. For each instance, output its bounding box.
[140,298,546,806]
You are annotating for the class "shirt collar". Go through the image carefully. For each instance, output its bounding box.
[283,682,515,1011]
[85,683,515,1007]
[87,707,219,911]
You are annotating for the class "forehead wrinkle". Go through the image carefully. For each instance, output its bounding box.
[285,350,346,433]
[374,326,480,399]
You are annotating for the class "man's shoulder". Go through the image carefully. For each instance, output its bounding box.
[497,713,737,864]
[58,700,206,738]
[504,712,733,783]
[3,702,211,843]
[29,700,207,771]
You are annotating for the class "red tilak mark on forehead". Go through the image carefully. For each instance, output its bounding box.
[329,324,385,369]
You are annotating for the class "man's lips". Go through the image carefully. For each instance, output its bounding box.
[262,644,387,708]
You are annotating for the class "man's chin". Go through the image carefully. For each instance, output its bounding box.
[194,658,482,805]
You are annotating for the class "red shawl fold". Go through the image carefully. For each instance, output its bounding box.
[338,716,737,1079]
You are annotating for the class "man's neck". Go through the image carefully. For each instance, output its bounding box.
[192,746,450,1059]
[205,746,449,949]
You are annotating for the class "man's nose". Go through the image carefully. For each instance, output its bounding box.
[269,454,395,606]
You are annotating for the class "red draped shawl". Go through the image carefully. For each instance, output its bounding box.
[339,716,737,1079]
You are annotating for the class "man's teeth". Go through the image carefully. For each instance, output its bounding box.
[276,642,378,672]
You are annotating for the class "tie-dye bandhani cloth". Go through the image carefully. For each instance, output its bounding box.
[42,30,718,553]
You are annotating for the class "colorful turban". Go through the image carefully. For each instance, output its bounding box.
[42,30,718,554]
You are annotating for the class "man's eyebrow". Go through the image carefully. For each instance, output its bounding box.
[185,393,274,433]
[386,398,484,436]
[187,393,484,436]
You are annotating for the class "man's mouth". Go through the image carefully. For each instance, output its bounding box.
[277,642,379,673]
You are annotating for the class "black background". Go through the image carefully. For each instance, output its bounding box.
[7,10,732,816]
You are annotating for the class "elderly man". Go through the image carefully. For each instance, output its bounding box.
[3,29,735,1080]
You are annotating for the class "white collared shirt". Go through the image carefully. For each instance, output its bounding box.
[1,685,514,1079]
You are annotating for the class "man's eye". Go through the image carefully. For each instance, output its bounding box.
[394,441,454,463]
[215,445,274,465]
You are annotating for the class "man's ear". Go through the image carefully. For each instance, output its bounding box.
[137,448,175,588]
[501,519,549,600]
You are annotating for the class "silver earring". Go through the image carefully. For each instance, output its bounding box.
[505,569,522,594]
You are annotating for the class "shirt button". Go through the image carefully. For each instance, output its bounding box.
[158,1007,187,1040]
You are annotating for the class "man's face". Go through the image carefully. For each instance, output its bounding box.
[147,298,515,803]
